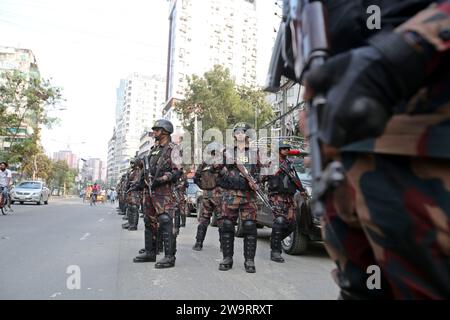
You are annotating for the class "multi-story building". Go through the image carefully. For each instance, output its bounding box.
[0,46,39,76]
[109,73,166,183]
[106,130,116,187]
[0,46,40,157]
[163,0,280,137]
[87,158,103,183]
[53,150,79,170]
[138,131,154,158]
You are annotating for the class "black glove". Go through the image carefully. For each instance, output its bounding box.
[306,31,432,147]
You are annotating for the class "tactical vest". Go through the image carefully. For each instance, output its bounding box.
[198,165,219,190]
[268,160,297,194]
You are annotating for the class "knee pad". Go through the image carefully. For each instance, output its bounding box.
[221,219,235,233]
[158,213,172,225]
[273,216,288,230]
[242,220,257,236]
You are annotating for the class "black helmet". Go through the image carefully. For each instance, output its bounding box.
[233,122,251,133]
[278,139,292,149]
[152,119,174,134]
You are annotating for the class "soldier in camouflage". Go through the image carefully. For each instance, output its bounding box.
[133,119,182,268]
[304,1,450,299]
[122,158,143,231]
[216,123,259,273]
[264,140,305,263]
[192,142,224,251]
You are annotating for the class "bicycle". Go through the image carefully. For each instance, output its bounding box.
[0,186,11,215]
[90,193,97,206]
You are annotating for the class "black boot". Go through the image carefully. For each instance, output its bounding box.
[181,213,186,227]
[157,228,163,254]
[133,228,156,262]
[218,220,234,271]
[270,226,285,263]
[155,214,176,269]
[193,224,207,251]
[128,205,139,231]
[244,234,257,273]
[242,220,257,273]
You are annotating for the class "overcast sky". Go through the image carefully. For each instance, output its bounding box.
[0,0,170,160]
[0,0,279,161]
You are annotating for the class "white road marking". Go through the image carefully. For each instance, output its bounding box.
[50,292,62,298]
[80,233,90,240]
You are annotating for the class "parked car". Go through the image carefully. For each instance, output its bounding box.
[186,178,202,217]
[10,181,51,205]
[235,155,322,255]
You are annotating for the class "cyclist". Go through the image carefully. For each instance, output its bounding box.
[0,161,13,213]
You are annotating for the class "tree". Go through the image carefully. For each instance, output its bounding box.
[0,70,62,166]
[49,160,77,196]
[174,65,273,134]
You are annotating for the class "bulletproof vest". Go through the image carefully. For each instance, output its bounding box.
[219,147,255,191]
[268,159,297,194]
[147,145,166,177]
[198,165,219,190]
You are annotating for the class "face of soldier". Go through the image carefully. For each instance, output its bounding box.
[0,164,5,171]
[279,148,290,158]
[234,130,247,143]
[152,127,163,141]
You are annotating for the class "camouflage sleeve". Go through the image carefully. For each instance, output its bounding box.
[157,144,182,183]
[396,1,450,61]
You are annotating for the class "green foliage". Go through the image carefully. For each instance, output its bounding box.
[49,160,77,191]
[174,65,273,134]
[0,70,63,165]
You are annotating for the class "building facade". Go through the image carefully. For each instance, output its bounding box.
[164,0,281,137]
[109,73,166,184]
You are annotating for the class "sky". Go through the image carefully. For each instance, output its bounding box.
[0,0,170,161]
[0,0,280,162]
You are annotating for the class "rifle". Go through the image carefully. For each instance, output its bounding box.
[234,160,274,212]
[172,182,182,236]
[266,0,345,218]
[278,160,305,193]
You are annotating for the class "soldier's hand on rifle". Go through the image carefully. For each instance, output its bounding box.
[304,31,433,148]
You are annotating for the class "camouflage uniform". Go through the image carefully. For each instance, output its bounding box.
[174,170,188,228]
[134,136,181,267]
[117,174,127,215]
[124,161,143,231]
[217,145,259,273]
[266,156,303,263]
[318,3,450,299]
[192,162,223,251]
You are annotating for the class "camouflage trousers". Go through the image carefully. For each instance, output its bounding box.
[269,193,297,226]
[323,153,450,299]
[198,188,223,227]
[143,185,177,236]
[175,189,186,217]
[126,191,142,206]
[219,189,257,226]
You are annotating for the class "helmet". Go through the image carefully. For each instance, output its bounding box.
[152,119,174,134]
[233,122,251,133]
[278,139,292,149]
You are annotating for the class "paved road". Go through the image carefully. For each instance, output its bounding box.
[0,197,339,300]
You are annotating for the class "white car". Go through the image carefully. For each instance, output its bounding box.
[11,181,50,205]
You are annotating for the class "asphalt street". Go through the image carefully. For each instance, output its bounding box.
[0,197,339,300]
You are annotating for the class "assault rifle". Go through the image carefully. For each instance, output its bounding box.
[265,0,345,218]
[234,161,274,212]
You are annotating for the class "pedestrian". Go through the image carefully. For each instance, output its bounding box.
[216,123,259,273]
[192,142,224,251]
[133,119,182,269]
[302,1,450,299]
